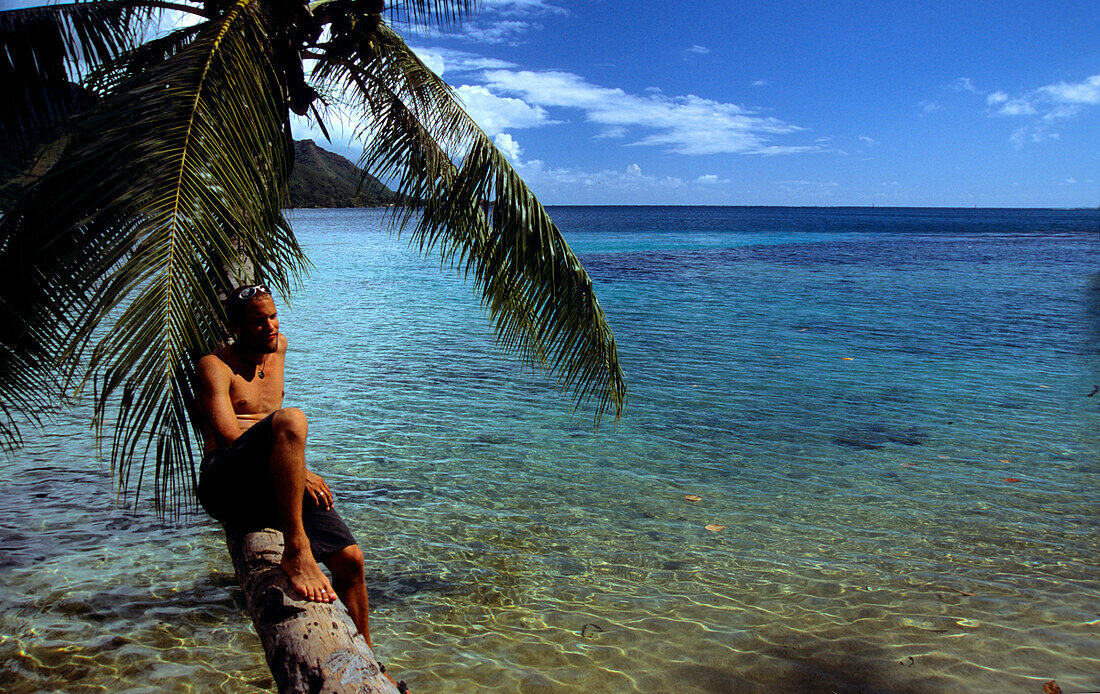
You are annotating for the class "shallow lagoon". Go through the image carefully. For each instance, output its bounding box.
[2,207,1098,692]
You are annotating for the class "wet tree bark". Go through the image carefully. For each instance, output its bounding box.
[225,527,401,694]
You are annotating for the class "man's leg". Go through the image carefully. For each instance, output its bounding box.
[326,546,407,690]
[324,544,372,646]
[269,407,336,603]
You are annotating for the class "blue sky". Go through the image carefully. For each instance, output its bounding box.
[7,0,1099,206]
[310,0,1099,207]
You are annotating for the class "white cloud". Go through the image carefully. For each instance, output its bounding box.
[686,45,710,55]
[981,73,1100,147]
[493,132,523,161]
[920,100,941,113]
[516,159,674,190]
[1009,128,1027,149]
[416,50,446,77]
[409,46,517,76]
[997,99,1036,116]
[501,157,741,198]
[1042,104,1082,121]
[1065,177,1077,184]
[696,174,730,184]
[951,77,979,93]
[751,79,769,87]
[454,84,553,136]
[1009,125,1060,149]
[459,20,540,45]
[1039,74,1100,104]
[479,0,567,15]
[481,69,814,155]
[988,73,1100,142]
[594,126,627,139]
[507,158,702,194]
[858,135,877,146]
[404,0,562,43]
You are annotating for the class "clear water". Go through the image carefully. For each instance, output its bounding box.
[2,207,1098,693]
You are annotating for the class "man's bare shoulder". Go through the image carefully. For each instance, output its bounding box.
[278,333,288,352]
[197,350,233,380]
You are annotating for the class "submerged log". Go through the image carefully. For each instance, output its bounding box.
[225,527,401,694]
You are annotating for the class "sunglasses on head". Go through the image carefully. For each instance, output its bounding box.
[233,285,271,300]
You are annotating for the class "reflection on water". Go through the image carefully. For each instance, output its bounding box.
[2,207,1099,692]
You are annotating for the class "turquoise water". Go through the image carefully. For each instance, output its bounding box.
[1,207,1098,692]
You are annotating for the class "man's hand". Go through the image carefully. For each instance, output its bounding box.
[304,469,334,511]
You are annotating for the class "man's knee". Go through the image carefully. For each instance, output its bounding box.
[271,407,308,440]
[328,544,365,582]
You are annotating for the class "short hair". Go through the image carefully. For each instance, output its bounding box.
[225,284,272,325]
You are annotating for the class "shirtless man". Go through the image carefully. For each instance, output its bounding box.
[195,285,375,646]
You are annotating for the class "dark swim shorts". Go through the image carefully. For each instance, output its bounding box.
[197,412,357,560]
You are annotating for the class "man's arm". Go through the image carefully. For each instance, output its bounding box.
[197,354,242,448]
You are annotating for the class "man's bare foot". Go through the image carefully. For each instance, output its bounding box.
[281,544,336,602]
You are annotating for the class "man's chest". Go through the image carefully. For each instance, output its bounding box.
[228,369,285,413]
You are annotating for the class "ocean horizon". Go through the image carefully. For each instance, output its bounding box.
[2,205,1098,692]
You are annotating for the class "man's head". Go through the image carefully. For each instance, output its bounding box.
[226,284,279,354]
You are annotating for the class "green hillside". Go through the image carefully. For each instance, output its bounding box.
[288,139,401,208]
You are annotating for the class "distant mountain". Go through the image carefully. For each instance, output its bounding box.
[2,137,401,211]
[288,139,402,208]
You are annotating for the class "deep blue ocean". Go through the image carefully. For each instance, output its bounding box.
[2,207,1098,692]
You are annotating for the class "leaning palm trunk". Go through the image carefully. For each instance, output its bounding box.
[227,527,401,693]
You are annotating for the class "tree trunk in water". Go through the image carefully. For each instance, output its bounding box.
[225,527,401,694]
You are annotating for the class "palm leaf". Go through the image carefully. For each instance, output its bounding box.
[0,328,59,449]
[386,0,476,29]
[0,0,156,83]
[309,0,476,33]
[0,0,159,154]
[310,21,627,423]
[85,19,207,97]
[0,0,306,504]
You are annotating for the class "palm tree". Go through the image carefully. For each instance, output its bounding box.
[0,0,626,508]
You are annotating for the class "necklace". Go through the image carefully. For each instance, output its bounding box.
[235,343,267,379]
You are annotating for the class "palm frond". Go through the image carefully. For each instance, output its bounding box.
[0,0,306,504]
[0,0,157,83]
[309,0,476,33]
[0,333,59,450]
[0,0,159,153]
[85,20,207,97]
[311,22,627,423]
[384,0,476,30]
